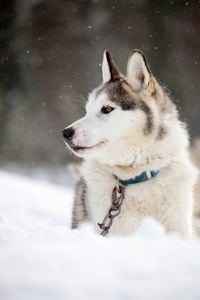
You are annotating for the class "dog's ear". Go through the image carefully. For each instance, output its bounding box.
[102,50,122,83]
[126,50,154,93]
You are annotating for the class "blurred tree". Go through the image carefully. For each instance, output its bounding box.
[0,0,22,161]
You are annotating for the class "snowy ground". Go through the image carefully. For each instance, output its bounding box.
[0,170,200,300]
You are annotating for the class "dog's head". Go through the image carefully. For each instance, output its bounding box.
[62,50,161,164]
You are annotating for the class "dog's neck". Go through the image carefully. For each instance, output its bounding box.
[94,154,169,181]
[87,136,181,181]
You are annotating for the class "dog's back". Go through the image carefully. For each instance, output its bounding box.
[190,138,200,236]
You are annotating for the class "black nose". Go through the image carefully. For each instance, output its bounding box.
[62,127,75,140]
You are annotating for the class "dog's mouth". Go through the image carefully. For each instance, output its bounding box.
[69,141,105,154]
[72,145,93,151]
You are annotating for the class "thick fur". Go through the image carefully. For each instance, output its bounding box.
[71,177,90,229]
[190,138,200,236]
[63,50,198,238]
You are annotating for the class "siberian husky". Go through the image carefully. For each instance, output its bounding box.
[62,50,198,238]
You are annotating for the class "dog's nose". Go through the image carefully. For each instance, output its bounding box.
[62,127,75,140]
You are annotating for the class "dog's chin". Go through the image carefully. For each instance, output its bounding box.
[67,141,105,157]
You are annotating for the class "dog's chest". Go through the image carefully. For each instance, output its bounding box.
[84,168,158,235]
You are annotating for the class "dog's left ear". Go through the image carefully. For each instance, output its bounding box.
[102,50,122,83]
[126,50,154,93]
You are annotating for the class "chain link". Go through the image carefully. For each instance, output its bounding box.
[97,179,124,236]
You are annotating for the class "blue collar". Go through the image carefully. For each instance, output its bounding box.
[120,170,160,185]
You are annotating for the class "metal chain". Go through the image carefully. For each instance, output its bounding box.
[116,177,120,193]
[97,179,124,236]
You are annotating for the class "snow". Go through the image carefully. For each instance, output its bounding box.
[0,170,200,300]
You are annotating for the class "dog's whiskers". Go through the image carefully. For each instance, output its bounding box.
[76,96,88,108]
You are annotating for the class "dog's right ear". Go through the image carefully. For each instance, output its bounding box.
[102,50,122,83]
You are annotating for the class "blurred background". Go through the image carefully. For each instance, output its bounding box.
[0,0,200,185]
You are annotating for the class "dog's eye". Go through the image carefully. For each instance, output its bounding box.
[101,106,114,114]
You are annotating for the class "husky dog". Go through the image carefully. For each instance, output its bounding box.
[62,50,198,238]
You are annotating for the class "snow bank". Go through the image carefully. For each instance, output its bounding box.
[0,170,200,300]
